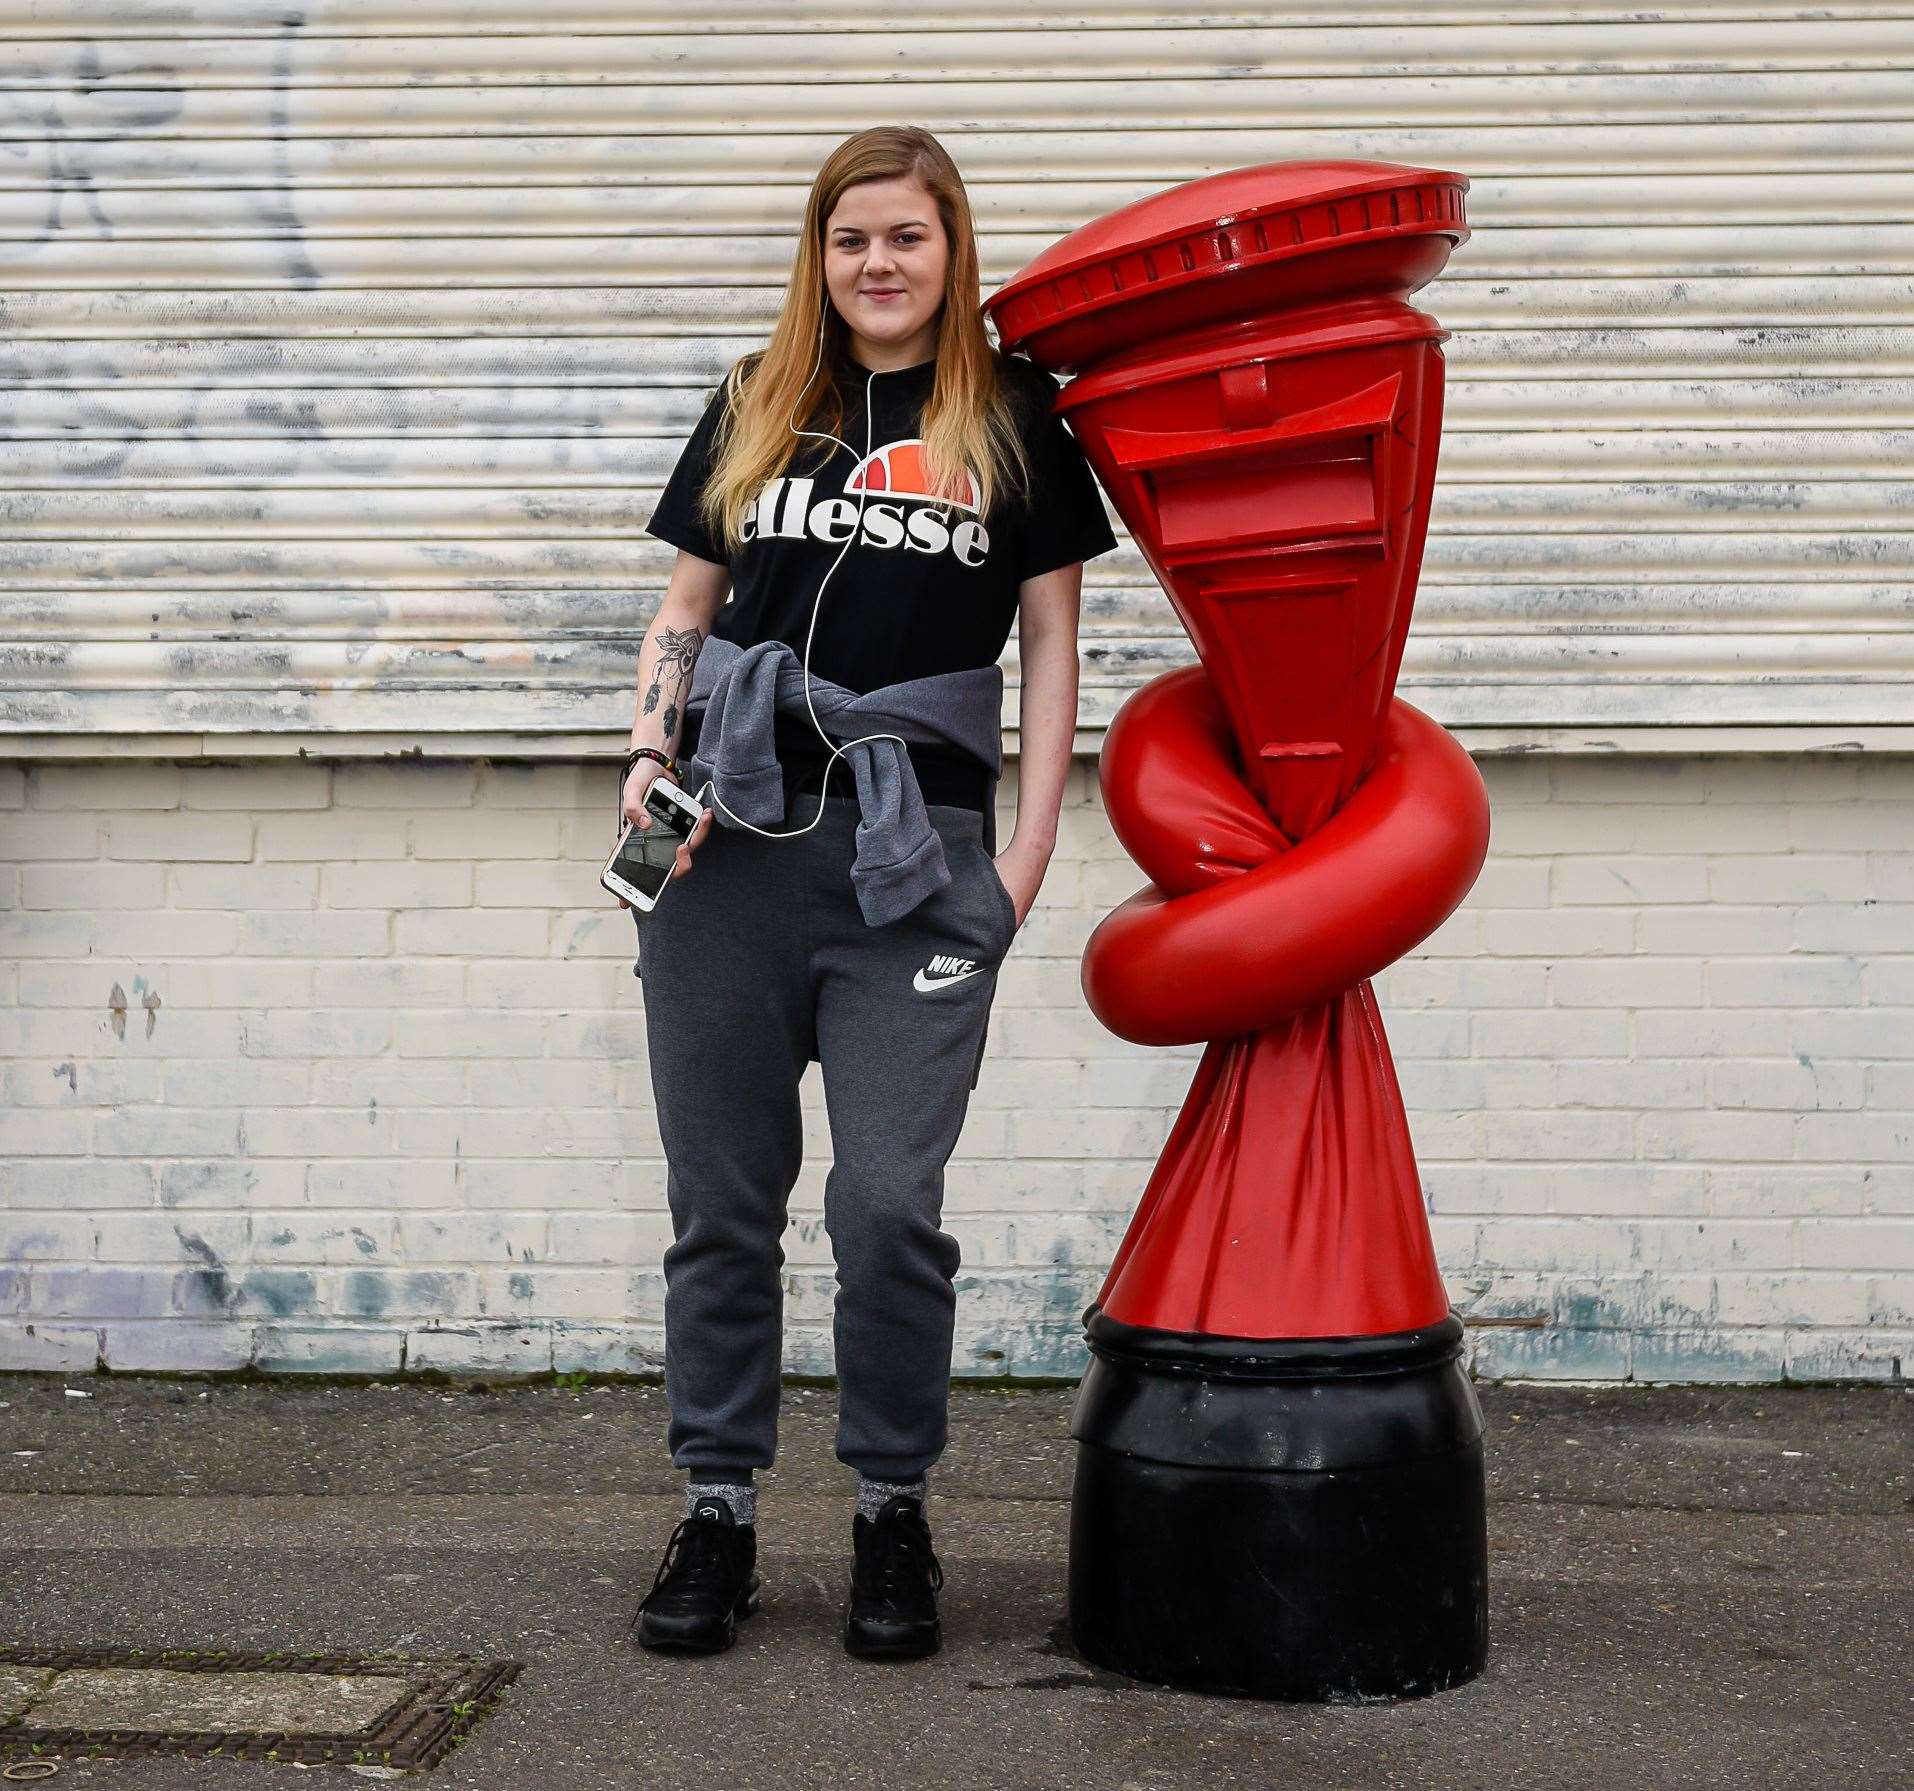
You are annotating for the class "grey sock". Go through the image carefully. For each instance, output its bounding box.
[687,1479,757,1527]
[856,1474,928,1523]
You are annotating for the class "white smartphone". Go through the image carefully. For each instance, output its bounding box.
[602,773,705,912]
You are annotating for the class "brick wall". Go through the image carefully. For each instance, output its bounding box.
[2,753,1909,1383]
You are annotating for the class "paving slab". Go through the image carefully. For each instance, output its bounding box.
[21,1665,410,1736]
[0,1665,54,1724]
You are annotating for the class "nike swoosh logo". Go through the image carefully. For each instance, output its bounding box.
[913,966,984,992]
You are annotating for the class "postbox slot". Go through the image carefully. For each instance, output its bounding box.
[1201,572,1357,603]
[1099,373,1402,477]
[1152,452,1377,558]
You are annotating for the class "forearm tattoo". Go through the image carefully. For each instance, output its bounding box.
[642,624,705,742]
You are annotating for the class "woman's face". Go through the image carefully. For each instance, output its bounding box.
[823,176,949,368]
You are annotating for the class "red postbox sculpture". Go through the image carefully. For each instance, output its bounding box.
[985,161,1491,1700]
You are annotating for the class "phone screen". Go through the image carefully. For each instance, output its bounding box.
[608,813,687,903]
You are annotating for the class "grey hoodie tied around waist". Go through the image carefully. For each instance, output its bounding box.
[676,636,1004,928]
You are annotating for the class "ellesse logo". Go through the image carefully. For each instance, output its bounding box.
[741,439,991,566]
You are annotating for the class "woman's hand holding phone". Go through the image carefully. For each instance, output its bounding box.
[616,758,714,910]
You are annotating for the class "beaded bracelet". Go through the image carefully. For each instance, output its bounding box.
[622,744,676,777]
[617,745,678,827]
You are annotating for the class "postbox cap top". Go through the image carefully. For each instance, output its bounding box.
[984,159,1468,365]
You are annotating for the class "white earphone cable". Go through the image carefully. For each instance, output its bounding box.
[686,313,910,841]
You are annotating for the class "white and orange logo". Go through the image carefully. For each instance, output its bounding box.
[847,440,981,512]
[741,438,990,567]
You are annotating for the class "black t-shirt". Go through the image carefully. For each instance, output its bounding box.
[643,344,1119,810]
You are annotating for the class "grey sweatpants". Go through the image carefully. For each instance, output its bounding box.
[631,791,1018,1483]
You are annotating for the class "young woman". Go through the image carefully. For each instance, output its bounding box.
[619,125,1116,1659]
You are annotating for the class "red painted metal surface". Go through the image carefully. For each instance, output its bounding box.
[987,161,1489,1340]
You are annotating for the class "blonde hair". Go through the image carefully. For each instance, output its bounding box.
[694,125,1032,555]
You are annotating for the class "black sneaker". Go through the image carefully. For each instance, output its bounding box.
[843,1493,943,1659]
[632,1497,761,1653]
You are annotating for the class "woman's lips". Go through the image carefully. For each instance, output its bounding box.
[863,289,903,301]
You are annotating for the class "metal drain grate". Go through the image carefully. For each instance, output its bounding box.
[0,1647,520,1770]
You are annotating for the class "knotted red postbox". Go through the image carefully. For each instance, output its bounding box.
[986,160,1491,1700]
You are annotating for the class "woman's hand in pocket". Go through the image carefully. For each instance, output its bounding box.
[991,836,1050,931]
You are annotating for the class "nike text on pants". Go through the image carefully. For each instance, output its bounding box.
[631,792,1019,1483]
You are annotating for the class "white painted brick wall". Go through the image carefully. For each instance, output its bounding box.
[2,753,1909,1384]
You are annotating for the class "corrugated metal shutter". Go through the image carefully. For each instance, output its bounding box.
[2,2,1910,751]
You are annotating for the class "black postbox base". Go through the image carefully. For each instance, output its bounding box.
[1066,1305,1488,1702]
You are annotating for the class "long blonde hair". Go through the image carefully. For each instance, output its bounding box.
[694,125,1032,555]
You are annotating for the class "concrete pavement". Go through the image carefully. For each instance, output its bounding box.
[1,1376,1908,1789]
